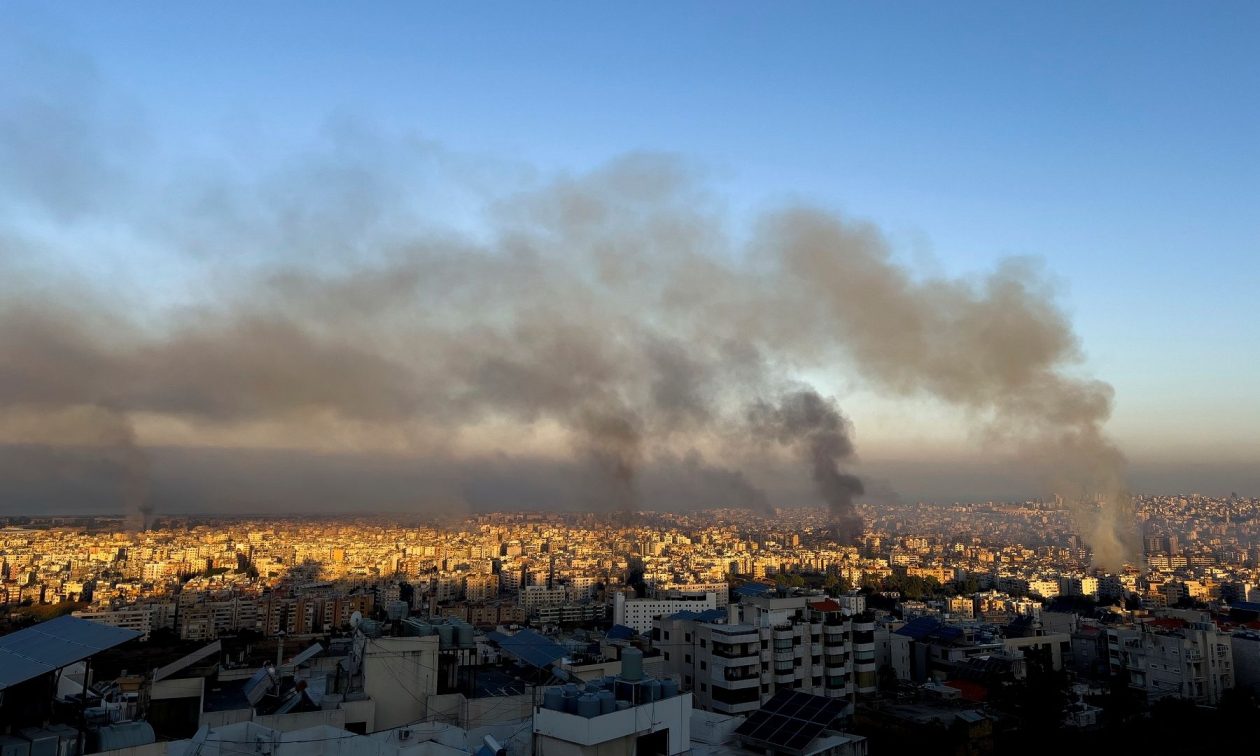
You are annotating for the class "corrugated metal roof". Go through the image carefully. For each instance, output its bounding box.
[0,616,141,690]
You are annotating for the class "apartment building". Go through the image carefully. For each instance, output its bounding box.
[1123,610,1234,705]
[73,606,155,641]
[615,591,719,635]
[655,594,862,715]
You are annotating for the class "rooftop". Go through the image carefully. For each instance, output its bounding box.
[0,616,141,691]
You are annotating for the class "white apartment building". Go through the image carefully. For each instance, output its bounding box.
[615,591,718,635]
[655,594,864,716]
[654,582,730,609]
[1059,576,1099,599]
[74,606,154,641]
[1123,610,1234,705]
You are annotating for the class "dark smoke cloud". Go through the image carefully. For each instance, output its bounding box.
[750,390,864,542]
[0,38,1139,563]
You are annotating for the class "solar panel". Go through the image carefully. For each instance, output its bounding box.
[243,667,276,705]
[287,642,324,668]
[489,628,567,669]
[154,640,222,682]
[0,616,142,691]
[735,690,848,754]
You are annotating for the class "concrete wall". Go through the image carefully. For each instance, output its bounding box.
[428,692,535,729]
[254,707,347,731]
[363,635,440,730]
[533,692,691,756]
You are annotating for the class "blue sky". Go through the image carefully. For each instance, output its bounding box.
[4,1,1258,472]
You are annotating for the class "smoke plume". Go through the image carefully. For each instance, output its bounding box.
[0,42,1139,564]
[750,390,865,542]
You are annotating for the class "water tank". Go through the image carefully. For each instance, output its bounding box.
[386,600,408,621]
[601,675,618,689]
[621,647,643,681]
[436,623,455,649]
[562,683,580,713]
[543,687,565,712]
[642,679,662,702]
[457,623,474,647]
[585,681,602,693]
[577,693,601,718]
[598,689,616,714]
[616,700,633,711]
[660,678,679,699]
[18,728,57,756]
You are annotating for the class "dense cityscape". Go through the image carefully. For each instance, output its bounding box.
[2,495,1258,753]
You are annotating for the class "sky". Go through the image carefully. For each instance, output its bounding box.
[1,2,1258,516]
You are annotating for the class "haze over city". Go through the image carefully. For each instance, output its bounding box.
[4,5,1260,755]
[4,3,1256,533]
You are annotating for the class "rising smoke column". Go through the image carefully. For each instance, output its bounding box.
[0,51,1139,563]
[750,389,865,543]
[759,209,1139,567]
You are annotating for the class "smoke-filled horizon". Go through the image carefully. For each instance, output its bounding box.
[0,123,1141,563]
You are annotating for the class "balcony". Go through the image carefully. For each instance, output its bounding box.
[723,665,760,682]
[713,643,759,660]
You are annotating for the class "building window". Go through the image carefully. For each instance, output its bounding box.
[701,683,707,692]
[686,632,692,643]
[664,652,670,661]
[700,660,707,670]
[700,639,707,648]
[685,654,691,664]
[712,684,760,705]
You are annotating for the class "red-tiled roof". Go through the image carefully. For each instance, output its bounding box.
[945,679,989,702]
[808,599,842,612]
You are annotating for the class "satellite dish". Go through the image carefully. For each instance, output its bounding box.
[350,611,363,628]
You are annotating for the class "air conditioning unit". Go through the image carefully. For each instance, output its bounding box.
[398,728,413,741]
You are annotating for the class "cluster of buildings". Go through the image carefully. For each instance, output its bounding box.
[1,493,1258,753]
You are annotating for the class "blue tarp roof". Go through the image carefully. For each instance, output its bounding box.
[0,615,141,691]
[734,583,772,597]
[486,628,567,669]
[606,624,637,640]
